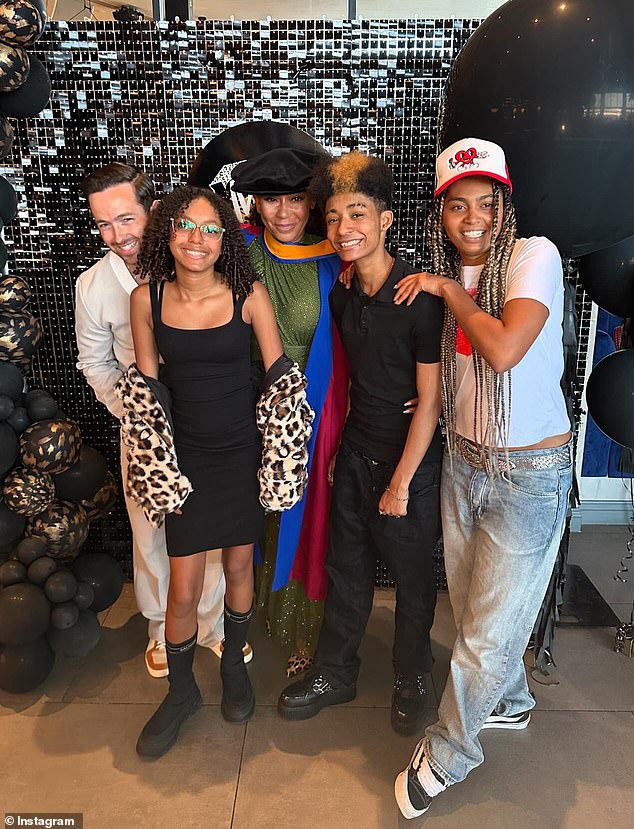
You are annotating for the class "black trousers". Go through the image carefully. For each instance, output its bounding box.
[315,442,441,687]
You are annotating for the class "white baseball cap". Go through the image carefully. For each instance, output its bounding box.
[434,138,512,198]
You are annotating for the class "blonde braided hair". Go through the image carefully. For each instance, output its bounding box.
[427,183,517,466]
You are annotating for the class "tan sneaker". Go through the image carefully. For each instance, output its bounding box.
[145,640,169,678]
[209,640,253,664]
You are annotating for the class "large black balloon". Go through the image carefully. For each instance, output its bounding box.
[0,420,18,476]
[70,553,124,612]
[188,121,328,189]
[0,582,50,645]
[579,235,634,318]
[0,636,55,693]
[440,0,634,258]
[0,498,25,553]
[586,349,634,449]
[0,360,24,401]
[47,609,100,658]
[54,445,108,502]
[0,176,17,224]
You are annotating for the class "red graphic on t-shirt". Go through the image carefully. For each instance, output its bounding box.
[456,288,478,356]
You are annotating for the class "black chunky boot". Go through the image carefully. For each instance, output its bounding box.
[136,631,202,758]
[221,603,255,723]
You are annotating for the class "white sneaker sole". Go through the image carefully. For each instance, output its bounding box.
[482,713,531,730]
[144,656,169,678]
[209,642,253,664]
[394,770,430,819]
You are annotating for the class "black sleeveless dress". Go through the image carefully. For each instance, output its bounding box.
[150,281,264,556]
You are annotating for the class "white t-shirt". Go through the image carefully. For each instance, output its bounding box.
[454,236,571,447]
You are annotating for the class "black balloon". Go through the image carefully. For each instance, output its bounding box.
[27,554,56,584]
[0,275,31,312]
[43,568,78,603]
[6,405,29,433]
[16,534,46,565]
[54,445,108,502]
[47,609,100,658]
[73,581,94,610]
[25,389,58,421]
[0,176,17,224]
[0,636,55,693]
[440,0,634,258]
[0,394,13,420]
[0,558,27,586]
[0,361,23,401]
[0,420,18,476]
[0,498,25,553]
[0,238,7,269]
[0,582,50,645]
[579,235,634,318]
[70,553,124,612]
[586,349,634,449]
[50,601,79,630]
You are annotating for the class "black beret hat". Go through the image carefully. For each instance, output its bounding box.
[231,147,323,196]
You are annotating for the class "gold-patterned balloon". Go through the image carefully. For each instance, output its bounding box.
[2,465,54,516]
[19,417,81,474]
[0,42,29,92]
[0,1,45,47]
[80,470,118,521]
[0,114,13,159]
[27,499,89,564]
[0,276,31,312]
[0,309,42,369]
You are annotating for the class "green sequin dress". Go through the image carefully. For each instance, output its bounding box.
[249,232,325,675]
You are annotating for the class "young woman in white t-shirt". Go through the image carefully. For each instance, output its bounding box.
[392,138,573,819]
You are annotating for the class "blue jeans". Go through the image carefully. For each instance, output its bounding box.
[424,443,573,785]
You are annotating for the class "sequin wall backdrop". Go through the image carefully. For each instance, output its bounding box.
[1,17,480,579]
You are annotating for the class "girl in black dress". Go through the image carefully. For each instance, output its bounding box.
[130,186,283,757]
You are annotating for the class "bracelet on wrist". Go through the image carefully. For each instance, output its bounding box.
[385,485,409,502]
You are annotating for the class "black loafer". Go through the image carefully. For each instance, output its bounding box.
[391,674,426,736]
[278,670,356,721]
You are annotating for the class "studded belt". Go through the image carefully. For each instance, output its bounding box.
[456,436,572,474]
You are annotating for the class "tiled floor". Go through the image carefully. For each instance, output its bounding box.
[1,525,633,828]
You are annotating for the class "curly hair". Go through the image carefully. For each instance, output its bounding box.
[427,182,518,463]
[309,151,393,212]
[137,186,257,297]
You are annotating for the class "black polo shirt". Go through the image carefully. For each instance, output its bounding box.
[330,256,443,465]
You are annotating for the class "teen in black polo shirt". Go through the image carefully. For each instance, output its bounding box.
[278,152,443,735]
